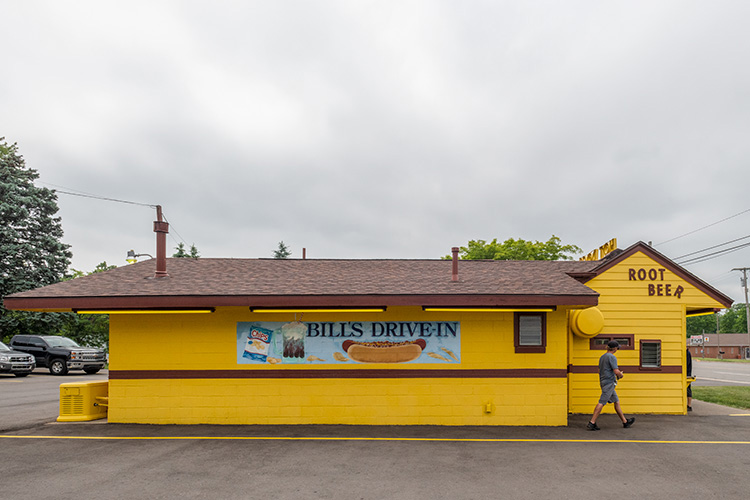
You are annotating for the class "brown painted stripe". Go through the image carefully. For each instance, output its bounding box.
[109,368,567,380]
[567,365,682,374]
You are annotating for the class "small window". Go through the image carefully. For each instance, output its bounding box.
[640,340,661,369]
[514,313,546,353]
[590,334,634,350]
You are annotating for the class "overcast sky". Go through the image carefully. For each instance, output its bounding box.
[2,1,750,302]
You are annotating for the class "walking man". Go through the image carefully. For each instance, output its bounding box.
[587,340,636,430]
[685,347,693,411]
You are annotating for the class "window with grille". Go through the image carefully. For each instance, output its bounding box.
[590,334,635,350]
[514,313,546,353]
[640,340,662,369]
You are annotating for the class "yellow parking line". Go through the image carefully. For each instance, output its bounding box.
[1,435,750,445]
[729,414,750,417]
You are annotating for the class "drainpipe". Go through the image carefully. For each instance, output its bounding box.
[153,205,169,278]
[452,247,459,281]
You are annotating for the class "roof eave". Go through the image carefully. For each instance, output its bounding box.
[3,294,599,311]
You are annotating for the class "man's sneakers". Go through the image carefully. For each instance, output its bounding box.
[587,418,635,430]
[687,406,693,412]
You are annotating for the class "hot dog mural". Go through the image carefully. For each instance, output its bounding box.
[236,321,460,365]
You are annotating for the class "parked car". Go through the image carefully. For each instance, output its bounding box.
[9,335,106,375]
[0,341,36,377]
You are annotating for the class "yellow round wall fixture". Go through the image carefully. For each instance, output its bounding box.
[571,307,604,338]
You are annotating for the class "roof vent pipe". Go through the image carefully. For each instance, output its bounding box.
[303,248,306,259]
[153,205,169,278]
[452,247,459,281]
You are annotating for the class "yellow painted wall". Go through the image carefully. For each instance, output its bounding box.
[108,306,573,426]
[568,251,727,415]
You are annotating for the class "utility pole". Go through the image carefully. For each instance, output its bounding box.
[731,268,750,359]
[716,315,721,359]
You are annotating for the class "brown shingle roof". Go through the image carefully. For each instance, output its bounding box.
[4,258,601,310]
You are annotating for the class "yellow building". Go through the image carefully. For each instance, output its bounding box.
[4,241,732,426]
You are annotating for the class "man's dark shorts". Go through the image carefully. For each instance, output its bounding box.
[598,382,619,405]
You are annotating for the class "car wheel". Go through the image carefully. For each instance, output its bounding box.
[49,358,68,376]
[14,373,29,377]
[84,367,100,375]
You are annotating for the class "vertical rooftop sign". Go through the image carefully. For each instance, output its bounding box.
[580,238,617,261]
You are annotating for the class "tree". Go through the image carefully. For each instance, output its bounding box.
[57,262,117,348]
[719,304,747,333]
[66,261,118,280]
[686,313,718,336]
[1,138,72,342]
[686,305,748,337]
[273,241,291,259]
[173,243,200,258]
[446,235,582,261]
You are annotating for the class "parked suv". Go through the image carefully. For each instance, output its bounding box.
[0,341,36,377]
[9,335,106,375]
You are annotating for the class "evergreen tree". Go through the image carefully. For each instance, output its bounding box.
[173,242,188,257]
[1,138,72,341]
[173,243,200,258]
[273,241,292,259]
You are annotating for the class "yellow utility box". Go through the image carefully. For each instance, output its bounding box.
[57,380,109,422]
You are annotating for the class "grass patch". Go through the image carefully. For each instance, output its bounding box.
[693,386,750,410]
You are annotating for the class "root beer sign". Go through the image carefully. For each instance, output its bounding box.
[628,267,685,299]
[236,321,461,366]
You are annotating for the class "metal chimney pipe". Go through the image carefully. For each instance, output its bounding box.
[153,205,169,278]
[303,248,306,259]
[451,247,459,281]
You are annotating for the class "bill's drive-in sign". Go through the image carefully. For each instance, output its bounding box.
[237,321,461,365]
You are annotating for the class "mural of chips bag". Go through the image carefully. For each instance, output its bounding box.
[242,325,274,362]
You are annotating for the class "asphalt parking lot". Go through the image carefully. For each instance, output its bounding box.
[2,400,749,500]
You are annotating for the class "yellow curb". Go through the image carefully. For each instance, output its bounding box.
[1,435,750,445]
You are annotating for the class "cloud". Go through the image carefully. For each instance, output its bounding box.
[2,0,750,300]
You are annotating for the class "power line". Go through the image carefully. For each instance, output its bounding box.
[45,183,189,247]
[44,183,156,208]
[57,190,156,208]
[673,234,750,260]
[704,270,735,284]
[656,208,750,246]
[677,241,750,266]
[161,213,188,246]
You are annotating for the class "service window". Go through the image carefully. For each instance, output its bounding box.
[590,334,635,350]
[514,312,546,353]
[640,340,662,369]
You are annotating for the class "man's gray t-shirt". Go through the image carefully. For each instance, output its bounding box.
[599,352,618,386]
